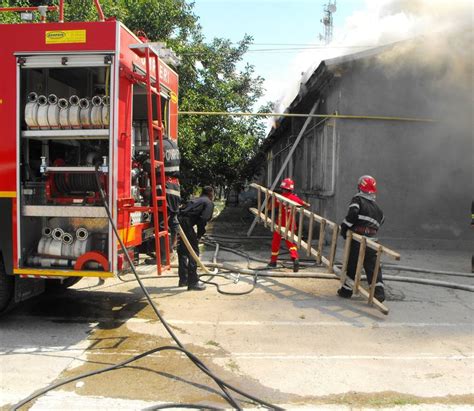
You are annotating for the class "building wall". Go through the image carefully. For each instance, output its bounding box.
[261,36,473,250]
[334,56,472,249]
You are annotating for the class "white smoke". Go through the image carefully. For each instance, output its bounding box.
[269,0,473,116]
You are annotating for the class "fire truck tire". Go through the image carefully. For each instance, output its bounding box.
[0,256,14,313]
[46,277,82,291]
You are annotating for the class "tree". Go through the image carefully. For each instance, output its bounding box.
[177,36,265,196]
[0,0,267,196]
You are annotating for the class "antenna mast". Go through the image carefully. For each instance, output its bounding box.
[320,1,337,45]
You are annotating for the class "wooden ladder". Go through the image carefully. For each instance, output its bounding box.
[250,183,401,315]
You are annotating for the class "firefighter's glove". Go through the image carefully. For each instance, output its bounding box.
[340,225,348,239]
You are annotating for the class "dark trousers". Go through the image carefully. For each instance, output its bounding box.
[346,240,383,288]
[177,216,199,285]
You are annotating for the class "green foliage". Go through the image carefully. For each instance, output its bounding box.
[0,0,34,23]
[0,0,267,194]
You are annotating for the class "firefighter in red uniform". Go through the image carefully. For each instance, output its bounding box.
[267,178,309,272]
[338,175,386,302]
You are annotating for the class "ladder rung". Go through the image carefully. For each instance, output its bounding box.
[130,72,146,83]
[152,123,163,131]
[155,195,166,201]
[154,160,164,167]
[157,231,169,238]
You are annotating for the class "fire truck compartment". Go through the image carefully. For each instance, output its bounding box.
[18,54,113,272]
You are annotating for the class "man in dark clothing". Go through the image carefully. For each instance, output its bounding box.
[338,175,386,302]
[177,186,215,290]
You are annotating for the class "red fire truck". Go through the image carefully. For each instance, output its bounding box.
[0,4,179,312]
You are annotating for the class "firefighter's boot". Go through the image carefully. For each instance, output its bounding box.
[374,286,385,302]
[337,284,353,299]
[188,281,206,291]
[293,259,299,273]
[266,261,277,269]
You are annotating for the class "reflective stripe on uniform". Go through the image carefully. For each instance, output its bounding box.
[166,189,181,197]
[165,166,180,172]
[289,246,297,251]
[349,203,360,209]
[271,251,279,255]
[376,282,384,288]
[358,215,380,227]
[342,283,352,291]
[342,219,353,227]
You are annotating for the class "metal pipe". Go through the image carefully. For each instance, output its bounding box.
[59,0,64,22]
[42,227,52,237]
[0,6,58,13]
[93,0,105,21]
[178,111,435,123]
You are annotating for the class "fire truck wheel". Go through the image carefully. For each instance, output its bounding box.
[0,256,14,313]
[46,277,82,291]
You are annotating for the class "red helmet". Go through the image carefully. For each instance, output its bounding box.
[280,178,295,191]
[358,175,377,194]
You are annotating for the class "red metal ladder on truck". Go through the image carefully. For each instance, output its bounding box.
[128,43,171,274]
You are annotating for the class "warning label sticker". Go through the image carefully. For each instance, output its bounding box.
[170,92,178,104]
[45,30,86,44]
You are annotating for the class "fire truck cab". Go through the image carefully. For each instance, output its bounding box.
[0,16,179,312]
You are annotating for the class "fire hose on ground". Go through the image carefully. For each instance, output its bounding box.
[180,236,474,294]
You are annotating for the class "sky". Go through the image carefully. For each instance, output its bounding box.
[191,0,472,114]
[192,0,361,109]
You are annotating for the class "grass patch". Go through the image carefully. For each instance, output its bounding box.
[226,359,240,373]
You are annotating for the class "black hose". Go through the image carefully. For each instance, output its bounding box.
[91,171,242,409]
[144,404,223,410]
[90,170,280,410]
[11,346,237,411]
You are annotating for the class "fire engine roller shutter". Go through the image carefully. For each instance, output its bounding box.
[17,54,114,68]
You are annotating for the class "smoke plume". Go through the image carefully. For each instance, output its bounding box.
[271,0,473,115]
